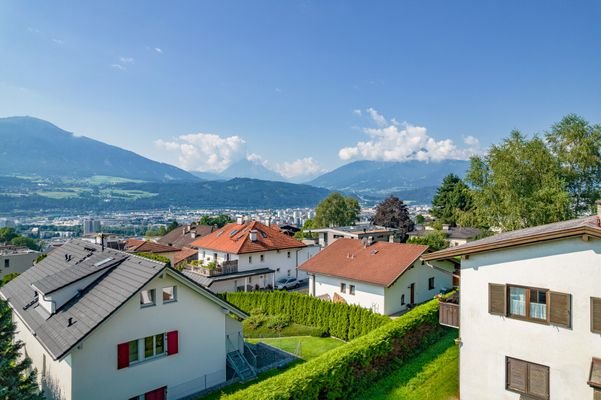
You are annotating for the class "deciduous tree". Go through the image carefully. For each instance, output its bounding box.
[314,193,360,228]
[372,195,414,241]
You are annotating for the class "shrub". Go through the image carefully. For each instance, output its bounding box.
[245,313,269,330]
[223,298,447,400]
[266,314,290,332]
[136,252,171,268]
[223,292,389,341]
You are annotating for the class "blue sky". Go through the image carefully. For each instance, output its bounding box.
[2,1,601,180]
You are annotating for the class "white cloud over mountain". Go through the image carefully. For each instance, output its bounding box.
[339,108,481,162]
[155,133,323,179]
[155,133,246,172]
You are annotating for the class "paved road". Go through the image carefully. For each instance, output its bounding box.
[288,280,309,294]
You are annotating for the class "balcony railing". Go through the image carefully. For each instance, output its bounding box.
[439,293,460,328]
[190,260,238,276]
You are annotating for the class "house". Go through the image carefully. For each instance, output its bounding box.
[124,239,197,270]
[157,224,215,248]
[0,239,250,400]
[188,221,319,293]
[408,225,482,247]
[277,224,301,237]
[310,224,398,248]
[299,238,454,315]
[423,201,601,400]
[0,244,40,279]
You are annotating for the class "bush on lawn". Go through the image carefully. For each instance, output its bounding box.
[222,297,448,400]
[222,291,389,341]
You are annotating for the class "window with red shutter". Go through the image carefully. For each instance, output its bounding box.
[117,342,129,369]
[144,386,166,400]
[167,331,178,355]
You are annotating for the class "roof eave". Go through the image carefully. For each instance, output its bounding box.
[422,226,601,261]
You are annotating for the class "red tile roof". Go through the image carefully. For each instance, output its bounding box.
[171,248,198,266]
[190,221,306,254]
[299,239,428,287]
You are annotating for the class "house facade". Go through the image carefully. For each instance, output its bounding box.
[425,203,601,400]
[0,244,40,279]
[310,224,398,248]
[0,239,248,400]
[188,221,319,292]
[300,239,454,315]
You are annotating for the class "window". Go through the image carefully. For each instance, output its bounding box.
[129,340,139,363]
[428,277,435,290]
[287,252,291,258]
[213,253,218,260]
[489,283,571,327]
[591,297,601,333]
[260,254,264,262]
[118,331,178,369]
[162,286,176,303]
[4,259,8,268]
[340,283,346,293]
[129,386,167,400]
[506,357,549,399]
[401,294,405,305]
[589,358,601,390]
[140,289,156,307]
[248,256,252,264]
[349,285,355,295]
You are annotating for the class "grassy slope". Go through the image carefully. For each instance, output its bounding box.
[353,330,459,400]
[246,336,346,360]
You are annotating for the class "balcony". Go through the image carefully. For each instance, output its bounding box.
[190,260,238,277]
[438,292,459,329]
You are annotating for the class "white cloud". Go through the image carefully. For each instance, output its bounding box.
[246,153,270,167]
[154,47,163,54]
[339,108,482,162]
[51,38,64,45]
[353,109,362,116]
[120,57,134,64]
[155,133,246,172]
[366,107,387,127]
[110,64,125,71]
[274,157,324,179]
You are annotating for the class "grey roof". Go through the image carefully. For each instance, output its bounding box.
[0,239,246,361]
[157,224,214,249]
[182,267,274,287]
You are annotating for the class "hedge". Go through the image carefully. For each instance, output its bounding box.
[222,291,390,341]
[222,297,448,400]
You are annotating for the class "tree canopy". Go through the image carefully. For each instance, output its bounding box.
[431,174,472,226]
[0,228,40,251]
[199,214,233,228]
[546,114,601,215]
[372,195,414,241]
[407,230,449,252]
[314,192,360,228]
[461,130,571,231]
[0,300,44,400]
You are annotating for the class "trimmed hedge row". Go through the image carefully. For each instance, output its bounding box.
[222,297,447,400]
[222,291,390,341]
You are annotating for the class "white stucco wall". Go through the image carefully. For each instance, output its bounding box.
[13,313,72,400]
[459,237,601,400]
[310,261,453,315]
[0,252,38,279]
[197,245,318,283]
[67,272,241,400]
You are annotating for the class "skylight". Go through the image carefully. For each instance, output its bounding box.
[94,257,114,267]
[229,229,239,237]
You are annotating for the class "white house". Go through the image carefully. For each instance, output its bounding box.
[188,221,319,293]
[0,239,250,400]
[424,202,601,400]
[299,238,454,315]
[0,244,40,279]
[310,224,398,248]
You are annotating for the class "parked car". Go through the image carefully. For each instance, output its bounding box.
[276,277,300,290]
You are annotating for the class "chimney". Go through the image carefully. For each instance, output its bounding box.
[367,236,374,246]
[68,317,74,327]
[249,230,258,242]
[100,233,105,252]
[191,231,196,239]
[236,217,243,225]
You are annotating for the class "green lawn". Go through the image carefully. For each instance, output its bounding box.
[353,330,459,400]
[246,336,346,360]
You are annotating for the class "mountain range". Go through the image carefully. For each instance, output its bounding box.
[0,116,471,208]
[0,116,197,182]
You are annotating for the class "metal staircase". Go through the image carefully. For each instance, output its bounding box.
[227,350,256,381]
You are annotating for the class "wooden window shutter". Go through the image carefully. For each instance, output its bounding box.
[117,342,129,369]
[549,291,571,328]
[167,330,179,355]
[489,283,506,315]
[506,357,528,393]
[595,389,601,400]
[591,297,601,333]
[527,363,550,399]
[589,358,601,389]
